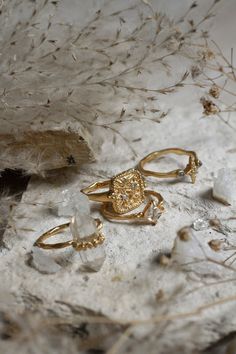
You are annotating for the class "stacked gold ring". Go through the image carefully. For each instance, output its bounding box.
[81,169,165,225]
[81,148,202,225]
[101,190,164,225]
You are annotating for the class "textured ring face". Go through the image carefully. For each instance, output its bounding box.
[109,169,145,214]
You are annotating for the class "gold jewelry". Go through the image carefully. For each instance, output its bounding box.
[81,169,146,214]
[138,148,202,184]
[34,218,105,251]
[101,190,164,225]
[81,169,165,224]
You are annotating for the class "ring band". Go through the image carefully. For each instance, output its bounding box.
[101,190,164,225]
[34,218,105,251]
[138,148,202,184]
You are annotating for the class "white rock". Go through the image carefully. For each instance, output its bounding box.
[213,168,236,205]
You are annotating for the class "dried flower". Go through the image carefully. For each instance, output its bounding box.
[200,97,219,115]
[209,85,220,99]
[209,218,221,228]
[208,239,223,252]
[178,227,191,241]
[159,254,171,266]
[191,65,202,79]
[164,36,181,52]
[201,49,215,61]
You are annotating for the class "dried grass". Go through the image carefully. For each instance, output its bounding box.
[0,0,223,165]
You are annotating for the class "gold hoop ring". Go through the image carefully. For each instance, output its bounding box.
[34,218,105,251]
[101,190,164,225]
[138,148,202,184]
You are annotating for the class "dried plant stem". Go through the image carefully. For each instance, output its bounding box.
[107,294,236,354]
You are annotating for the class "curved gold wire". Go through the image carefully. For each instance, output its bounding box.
[34,222,72,249]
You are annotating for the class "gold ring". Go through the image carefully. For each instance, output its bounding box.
[101,190,164,225]
[34,218,105,251]
[138,148,202,184]
[81,169,146,214]
[81,169,165,224]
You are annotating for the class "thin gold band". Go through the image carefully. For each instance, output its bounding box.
[138,148,202,183]
[34,219,104,251]
[101,190,164,224]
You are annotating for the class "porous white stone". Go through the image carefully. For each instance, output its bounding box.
[213,168,236,205]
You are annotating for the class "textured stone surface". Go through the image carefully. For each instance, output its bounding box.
[1,0,236,353]
[30,246,62,274]
[1,100,236,353]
